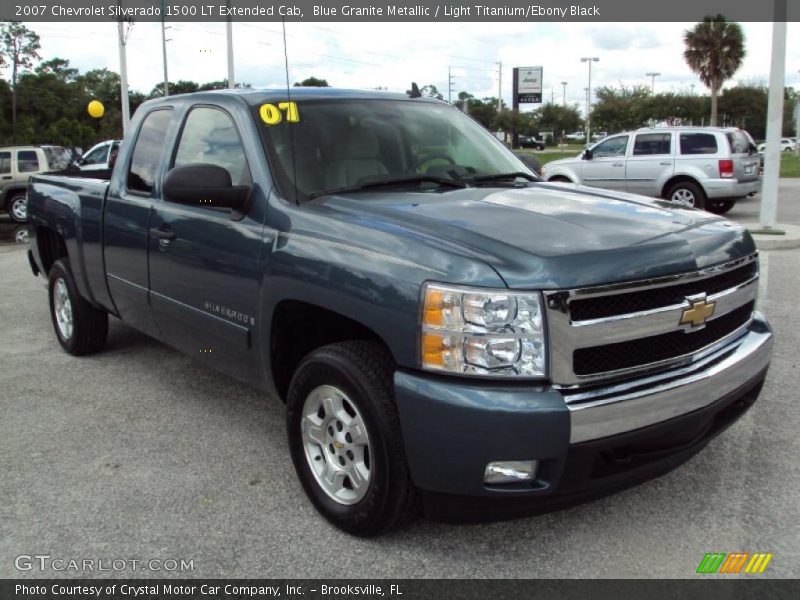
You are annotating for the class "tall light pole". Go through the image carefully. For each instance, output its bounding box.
[758,0,787,231]
[116,11,131,136]
[226,0,235,89]
[160,0,171,96]
[646,71,661,94]
[561,81,567,105]
[581,57,599,144]
[497,62,502,113]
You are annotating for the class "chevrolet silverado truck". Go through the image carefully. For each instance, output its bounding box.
[26,88,773,536]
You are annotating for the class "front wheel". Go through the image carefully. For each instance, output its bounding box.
[48,259,108,355]
[665,181,706,210]
[286,341,418,536]
[7,193,28,223]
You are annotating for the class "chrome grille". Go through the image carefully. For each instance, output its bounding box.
[544,254,758,387]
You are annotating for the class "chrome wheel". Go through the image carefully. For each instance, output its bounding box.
[301,385,371,505]
[10,196,27,221]
[53,278,73,340]
[14,228,29,244]
[670,188,696,207]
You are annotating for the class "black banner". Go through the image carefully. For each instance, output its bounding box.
[2,580,800,600]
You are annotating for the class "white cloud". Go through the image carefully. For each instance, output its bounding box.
[20,20,800,116]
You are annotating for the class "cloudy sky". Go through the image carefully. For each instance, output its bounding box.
[22,20,800,114]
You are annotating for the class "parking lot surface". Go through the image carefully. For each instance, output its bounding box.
[1,211,798,579]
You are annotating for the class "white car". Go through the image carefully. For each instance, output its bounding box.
[756,138,796,153]
[77,140,121,171]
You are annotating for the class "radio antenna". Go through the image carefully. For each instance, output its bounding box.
[282,18,299,205]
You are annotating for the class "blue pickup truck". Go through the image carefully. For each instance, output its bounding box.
[26,88,773,536]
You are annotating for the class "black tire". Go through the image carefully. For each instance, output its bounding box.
[664,180,706,210]
[706,199,736,215]
[286,341,419,536]
[6,192,28,223]
[48,259,108,355]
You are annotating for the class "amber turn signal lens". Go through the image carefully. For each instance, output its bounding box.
[421,332,446,368]
[423,289,445,327]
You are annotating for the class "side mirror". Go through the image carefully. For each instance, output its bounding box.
[582,148,593,160]
[748,143,758,155]
[163,164,250,212]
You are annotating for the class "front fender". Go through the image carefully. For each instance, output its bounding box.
[256,220,506,396]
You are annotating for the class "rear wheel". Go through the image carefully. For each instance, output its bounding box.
[706,199,736,215]
[286,341,418,536]
[665,181,705,210]
[48,259,108,355]
[7,193,27,223]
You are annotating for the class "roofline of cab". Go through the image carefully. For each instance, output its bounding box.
[137,87,447,112]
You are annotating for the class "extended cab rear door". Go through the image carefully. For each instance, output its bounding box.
[104,108,175,339]
[625,132,674,197]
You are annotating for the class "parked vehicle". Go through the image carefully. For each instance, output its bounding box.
[542,127,761,214]
[518,135,546,150]
[564,130,585,142]
[26,89,773,536]
[1,145,71,223]
[591,131,608,142]
[756,138,796,153]
[76,140,121,172]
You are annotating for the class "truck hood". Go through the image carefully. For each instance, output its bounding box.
[310,182,755,289]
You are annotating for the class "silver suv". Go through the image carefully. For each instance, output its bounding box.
[542,127,761,214]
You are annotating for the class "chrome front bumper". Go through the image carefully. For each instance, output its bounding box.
[565,313,773,443]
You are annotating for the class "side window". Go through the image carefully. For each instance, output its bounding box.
[592,135,629,158]
[17,150,40,173]
[83,144,109,165]
[726,131,750,154]
[679,133,718,155]
[127,109,173,194]
[633,133,671,156]
[173,107,251,185]
[0,151,11,174]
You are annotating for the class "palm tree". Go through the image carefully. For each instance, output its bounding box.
[683,15,745,126]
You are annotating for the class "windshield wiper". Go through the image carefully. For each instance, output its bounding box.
[469,172,538,184]
[308,175,466,199]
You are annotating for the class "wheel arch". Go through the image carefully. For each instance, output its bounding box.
[269,299,393,402]
[661,174,705,200]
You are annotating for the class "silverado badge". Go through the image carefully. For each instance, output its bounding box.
[680,296,716,328]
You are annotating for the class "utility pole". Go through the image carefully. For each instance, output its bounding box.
[497,61,502,112]
[646,72,661,94]
[581,57,599,145]
[161,0,170,96]
[758,0,787,231]
[448,66,455,103]
[226,0,235,89]
[116,10,131,136]
[561,81,567,105]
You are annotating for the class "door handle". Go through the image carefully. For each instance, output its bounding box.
[612,162,624,167]
[150,227,176,241]
[1,175,11,180]
[660,162,672,166]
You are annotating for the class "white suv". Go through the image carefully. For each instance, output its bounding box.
[542,127,761,214]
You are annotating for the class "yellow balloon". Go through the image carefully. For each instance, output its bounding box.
[87,100,105,119]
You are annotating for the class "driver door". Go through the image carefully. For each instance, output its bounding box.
[148,105,265,384]
[580,134,630,192]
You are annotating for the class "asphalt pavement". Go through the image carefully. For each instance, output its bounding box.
[1,197,799,579]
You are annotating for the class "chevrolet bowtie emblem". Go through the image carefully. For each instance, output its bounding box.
[680,297,716,328]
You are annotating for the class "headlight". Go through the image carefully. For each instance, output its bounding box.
[419,282,547,378]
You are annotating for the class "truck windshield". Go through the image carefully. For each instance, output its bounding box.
[256,98,534,201]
